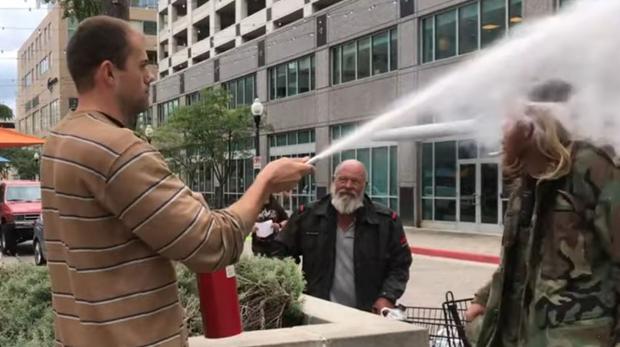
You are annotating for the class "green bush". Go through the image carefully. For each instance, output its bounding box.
[0,264,55,347]
[0,256,305,345]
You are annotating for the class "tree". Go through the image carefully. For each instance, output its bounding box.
[152,88,265,208]
[0,148,40,180]
[0,104,13,121]
[43,0,130,21]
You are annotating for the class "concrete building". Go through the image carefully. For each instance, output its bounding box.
[151,0,570,232]
[16,1,159,138]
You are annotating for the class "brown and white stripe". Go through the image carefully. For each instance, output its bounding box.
[42,111,250,347]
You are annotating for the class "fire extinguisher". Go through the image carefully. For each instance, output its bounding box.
[196,265,243,338]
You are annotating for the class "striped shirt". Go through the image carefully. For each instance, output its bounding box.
[41,111,249,347]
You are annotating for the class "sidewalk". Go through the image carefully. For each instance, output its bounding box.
[405,227,502,264]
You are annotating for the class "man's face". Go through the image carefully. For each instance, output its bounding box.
[333,166,365,200]
[113,31,154,128]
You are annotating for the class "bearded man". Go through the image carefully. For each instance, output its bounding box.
[252,160,412,313]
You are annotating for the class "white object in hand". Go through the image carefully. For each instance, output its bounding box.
[255,220,274,238]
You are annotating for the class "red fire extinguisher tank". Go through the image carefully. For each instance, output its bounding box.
[196,266,243,338]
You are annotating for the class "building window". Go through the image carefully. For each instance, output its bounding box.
[223,74,255,108]
[421,141,457,221]
[330,124,399,210]
[68,17,79,39]
[50,99,60,126]
[268,55,315,101]
[137,108,153,129]
[421,0,522,63]
[24,71,33,88]
[556,0,571,8]
[186,91,201,105]
[143,21,157,35]
[269,129,317,211]
[131,0,158,8]
[224,158,254,205]
[157,98,180,124]
[269,129,315,148]
[33,110,40,134]
[38,55,49,75]
[40,105,49,132]
[331,27,398,86]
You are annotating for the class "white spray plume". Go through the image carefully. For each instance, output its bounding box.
[308,0,620,165]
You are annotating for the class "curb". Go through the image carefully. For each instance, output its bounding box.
[410,246,500,265]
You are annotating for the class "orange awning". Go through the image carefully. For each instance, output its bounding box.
[0,128,45,148]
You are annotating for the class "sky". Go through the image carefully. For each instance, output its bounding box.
[0,0,50,116]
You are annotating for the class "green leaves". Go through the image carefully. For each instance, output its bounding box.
[0,104,13,121]
[42,0,103,21]
[0,264,54,347]
[152,87,263,207]
[0,256,306,344]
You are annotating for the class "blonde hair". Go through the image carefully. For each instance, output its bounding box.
[504,103,573,181]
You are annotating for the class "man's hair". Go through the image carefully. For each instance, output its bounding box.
[333,160,368,183]
[528,79,574,103]
[66,16,133,93]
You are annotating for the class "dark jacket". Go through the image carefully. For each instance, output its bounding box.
[252,194,412,312]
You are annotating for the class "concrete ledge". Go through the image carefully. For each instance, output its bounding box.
[189,295,428,347]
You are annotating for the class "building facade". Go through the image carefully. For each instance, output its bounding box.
[16,2,159,138]
[152,0,570,232]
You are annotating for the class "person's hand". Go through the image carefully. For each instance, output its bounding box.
[279,220,288,230]
[257,157,314,194]
[272,222,281,233]
[372,297,394,315]
[465,303,485,322]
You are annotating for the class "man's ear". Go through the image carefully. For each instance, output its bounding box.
[97,60,115,87]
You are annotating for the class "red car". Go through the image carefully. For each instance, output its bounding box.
[0,180,41,255]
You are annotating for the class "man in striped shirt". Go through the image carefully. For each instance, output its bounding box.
[41,16,312,347]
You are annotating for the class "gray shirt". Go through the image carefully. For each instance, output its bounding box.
[329,223,357,308]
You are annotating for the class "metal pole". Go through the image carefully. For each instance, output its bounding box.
[254,116,260,177]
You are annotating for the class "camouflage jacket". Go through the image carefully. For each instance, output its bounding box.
[473,142,620,347]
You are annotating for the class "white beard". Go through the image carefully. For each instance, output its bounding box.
[330,186,364,215]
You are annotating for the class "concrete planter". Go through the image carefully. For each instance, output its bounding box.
[189,295,428,347]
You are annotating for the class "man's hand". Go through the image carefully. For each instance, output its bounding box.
[256,158,314,194]
[372,297,394,315]
[465,303,486,322]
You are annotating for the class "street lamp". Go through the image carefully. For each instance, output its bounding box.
[33,151,40,181]
[251,98,264,173]
[144,124,154,144]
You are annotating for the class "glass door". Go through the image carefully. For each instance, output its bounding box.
[459,163,477,223]
[457,161,502,232]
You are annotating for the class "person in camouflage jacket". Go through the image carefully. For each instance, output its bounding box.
[466,97,620,346]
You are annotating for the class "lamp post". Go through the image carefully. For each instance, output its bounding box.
[144,124,154,144]
[33,151,40,181]
[250,98,264,175]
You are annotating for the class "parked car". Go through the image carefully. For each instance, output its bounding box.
[0,180,41,255]
[33,215,46,265]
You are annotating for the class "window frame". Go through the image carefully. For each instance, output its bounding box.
[330,26,398,86]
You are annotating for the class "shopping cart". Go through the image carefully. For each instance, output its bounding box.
[399,291,472,347]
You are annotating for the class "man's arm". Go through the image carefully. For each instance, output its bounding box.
[97,141,310,273]
[587,153,620,346]
[376,215,412,305]
[472,280,492,306]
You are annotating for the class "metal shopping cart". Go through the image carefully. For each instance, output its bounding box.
[397,291,472,347]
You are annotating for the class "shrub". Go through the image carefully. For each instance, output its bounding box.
[0,256,305,345]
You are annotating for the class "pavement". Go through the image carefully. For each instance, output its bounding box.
[404,227,501,265]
